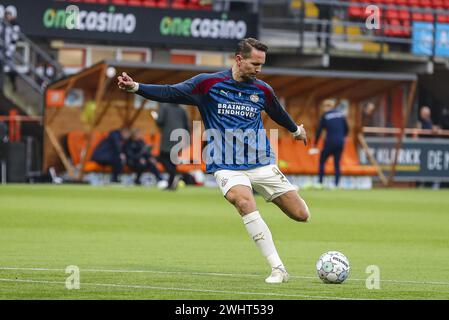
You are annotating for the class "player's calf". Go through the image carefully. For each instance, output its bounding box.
[273,191,310,222]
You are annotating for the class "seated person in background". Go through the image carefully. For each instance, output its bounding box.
[91,127,130,183]
[124,128,168,188]
[418,106,441,136]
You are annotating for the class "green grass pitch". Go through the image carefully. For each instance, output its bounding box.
[1,184,449,300]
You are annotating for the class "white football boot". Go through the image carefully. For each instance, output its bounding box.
[265,266,289,284]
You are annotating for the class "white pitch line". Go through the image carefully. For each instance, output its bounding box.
[0,278,362,300]
[1,266,449,286]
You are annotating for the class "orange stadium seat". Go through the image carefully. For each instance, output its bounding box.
[423,10,435,21]
[407,0,420,5]
[84,0,108,3]
[432,0,444,7]
[419,0,432,6]
[141,0,157,6]
[277,136,377,176]
[437,13,449,22]
[66,131,107,169]
[128,0,143,6]
[348,0,365,18]
[111,0,128,5]
[411,7,425,20]
[156,0,169,7]
[396,0,408,6]
[398,9,411,20]
[385,7,399,19]
[402,19,411,36]
[172,0,187,9]
[187,0,201,9]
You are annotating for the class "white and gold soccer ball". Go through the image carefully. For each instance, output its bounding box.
[316,251,350,284]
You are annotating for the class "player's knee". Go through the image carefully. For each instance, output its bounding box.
[227,193,254,214]
[234,197,254,213]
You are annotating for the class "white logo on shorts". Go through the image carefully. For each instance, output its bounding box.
[221,178,228,187]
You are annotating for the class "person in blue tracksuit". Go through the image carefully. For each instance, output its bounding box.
[117,38,310,284]
[314,99,349,187]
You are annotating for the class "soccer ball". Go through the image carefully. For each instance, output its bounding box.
[316,251,350,284]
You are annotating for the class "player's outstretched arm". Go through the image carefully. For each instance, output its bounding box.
[117,72,200,106]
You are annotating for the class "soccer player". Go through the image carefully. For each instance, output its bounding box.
[117,38,310,284]
[313,99,349,187]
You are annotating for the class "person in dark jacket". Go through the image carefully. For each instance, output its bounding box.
[0,6,20,91]
[151,103,190,190]
[124,128,167,187]
[313,99,349,187]
[91,128,130,183]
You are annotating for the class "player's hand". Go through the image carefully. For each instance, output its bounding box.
[293,124,307,145]
[118,72,136,91]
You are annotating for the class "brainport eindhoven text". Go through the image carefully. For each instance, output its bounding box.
[168,121,279,165]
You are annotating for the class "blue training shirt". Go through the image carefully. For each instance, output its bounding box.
[315,109,349,147]
[135,69,298,173]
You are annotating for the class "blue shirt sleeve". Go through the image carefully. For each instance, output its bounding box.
[136,74,205,106]
[262,84,298,133]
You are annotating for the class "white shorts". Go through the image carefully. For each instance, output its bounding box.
[214,164,298,202]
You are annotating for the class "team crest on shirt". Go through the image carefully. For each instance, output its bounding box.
[250,94,259,103]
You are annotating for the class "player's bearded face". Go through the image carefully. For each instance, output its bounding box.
[238,49,266,81]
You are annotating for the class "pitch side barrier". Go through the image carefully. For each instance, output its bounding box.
[361,127,449,182]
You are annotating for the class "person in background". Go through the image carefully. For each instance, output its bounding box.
[151,103,190,190]
[0,6,20,92]
[418,106,441,135]
[91,128,131,183]
[124,128,168,188]
[313,98,349,188]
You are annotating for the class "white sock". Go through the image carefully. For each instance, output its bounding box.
[242,211,285,270]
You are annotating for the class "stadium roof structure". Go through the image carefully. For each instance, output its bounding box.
[44,61,417,181]
[49,60,417,103]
